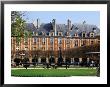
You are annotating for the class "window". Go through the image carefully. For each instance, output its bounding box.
[36,32,38,36]
[16,47,19,51]
[82,33,86,37]
[74,40,78,47]
[33,47,36,50]
[93,27,96,31]
[42,47,45,51]
[42,38,45,42]
[24,38,28,45]
[42,38,45,45]
[25,47,28,50]
[74,33,78,37]
[90,33,94,37]
[50,37,53,44]
[33,32,35,35]
[42,42,45,45]
[67,45,70,49]
[33,37,37,44]
[66,32,69,36]
[58,32,62,36]
[59,33,61,36]
[58,37,62,44]
[16,42,20,46]
[66,38,70,44]
[91,41,94,45]
[51,32,53,36]
[98,40,100,44]
[81,40,86,46]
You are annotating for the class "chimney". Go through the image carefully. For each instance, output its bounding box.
[37,18,40,29]
[52,19,56,36]
[67,19,71,31]
[33,18,40,29]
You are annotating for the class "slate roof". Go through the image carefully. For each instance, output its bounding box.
[25,22,100,37]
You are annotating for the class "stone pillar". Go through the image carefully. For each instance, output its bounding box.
[71,58,73,63]
[87,58,90,62]
[46,58,49,63]
[38,58,41,63]
[72,58,74,64]
[29,57,32,63]
[79,58,82,63]
[63,58,66,63]
[56,58,58,64]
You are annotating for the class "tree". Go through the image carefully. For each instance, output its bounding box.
[11,11,32,43]
[11,11,25,36]
[32,55,38,67]
[22,57,30,69]
[14,58,21,66]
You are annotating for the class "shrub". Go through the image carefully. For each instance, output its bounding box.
[14,58,21,66]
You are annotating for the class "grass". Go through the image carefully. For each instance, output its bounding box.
[11,68,97,77]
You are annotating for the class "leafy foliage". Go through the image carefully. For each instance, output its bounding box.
[14,58,21,66]
[11,11,32,43]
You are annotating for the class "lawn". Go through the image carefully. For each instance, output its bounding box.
[11,68,97,77]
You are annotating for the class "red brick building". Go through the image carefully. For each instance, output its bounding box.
[11,19,100,64]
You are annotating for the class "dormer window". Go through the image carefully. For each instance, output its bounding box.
[42,32,45,36]
[33,47,36,50]
[82,32,86,37]
[50,32,54,36]
[75,27,78,30]
[74,33,78,37]
[33,32,35,35]
[51,33,53,36]
[66,32,69,36]
[93,27,96,31]
[34,32,38,36]
[90,32,94,37]
[83,33,85,37]
[58,32,62,36]
[36,32,38,36]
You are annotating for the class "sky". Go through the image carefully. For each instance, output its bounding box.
[22,11,100,28]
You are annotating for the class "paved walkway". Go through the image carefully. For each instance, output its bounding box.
[11,67,97,70]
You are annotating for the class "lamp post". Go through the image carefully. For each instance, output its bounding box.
[97,53,100,77]
[19,52,25,66]
[49,37,54,65]
[16,47,19,58]
[58,46,63,66]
